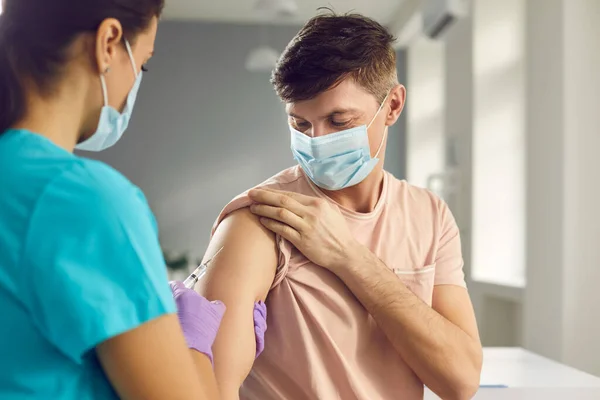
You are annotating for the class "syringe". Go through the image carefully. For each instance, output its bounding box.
[183,247,224,289]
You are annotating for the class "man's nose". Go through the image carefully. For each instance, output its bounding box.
[308,124,330,138]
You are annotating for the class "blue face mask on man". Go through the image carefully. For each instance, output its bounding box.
[76,39,142,152]
[290,93,390,191]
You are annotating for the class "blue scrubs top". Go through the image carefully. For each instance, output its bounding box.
[0,129,176,399]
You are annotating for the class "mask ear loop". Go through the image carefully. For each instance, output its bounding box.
[98,39,137,108]
[99,68,109,107]
[368,91,392,158]
[367,91,391,129]
[124,39,138,76]
[373,127,389,159]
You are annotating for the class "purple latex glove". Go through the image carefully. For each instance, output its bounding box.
[254,301,267,358]
[170,281,225,364]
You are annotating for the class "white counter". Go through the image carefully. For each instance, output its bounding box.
[424,347,600,399]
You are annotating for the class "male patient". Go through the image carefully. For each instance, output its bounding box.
[198,11,482,400]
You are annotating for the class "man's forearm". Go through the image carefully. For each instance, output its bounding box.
[332,247,481,400]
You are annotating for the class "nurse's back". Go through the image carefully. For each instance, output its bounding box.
[0,129,171,399]
[0,0,228,398]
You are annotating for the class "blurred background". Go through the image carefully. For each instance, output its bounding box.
[81,0,598,379]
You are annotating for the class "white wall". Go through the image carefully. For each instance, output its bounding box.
[407,0,600,375]
[523,0,566,363]
[561,0,600,375]
[524,0,600,377]
[443,14,472,255]
[406,38,445,189]
[471,0,526,287]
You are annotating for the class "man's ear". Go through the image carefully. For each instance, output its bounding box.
[386,84,406,126]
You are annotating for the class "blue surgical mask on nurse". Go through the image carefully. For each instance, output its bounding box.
[76,39,143,152]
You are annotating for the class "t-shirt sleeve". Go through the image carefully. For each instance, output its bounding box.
[434,199,467,288]
[22,163,176,363]
[211,193,292,290]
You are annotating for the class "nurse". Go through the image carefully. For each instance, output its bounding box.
[0,1,230,399]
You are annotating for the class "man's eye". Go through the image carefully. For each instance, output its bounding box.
[141,64,149,72]
[331,120,351,128]
[293,120,310,130]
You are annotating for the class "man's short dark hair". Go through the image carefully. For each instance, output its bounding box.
[271,9,398,104]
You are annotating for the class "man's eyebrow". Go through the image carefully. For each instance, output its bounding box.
[288,108,362,119]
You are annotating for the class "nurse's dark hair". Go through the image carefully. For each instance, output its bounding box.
[0,0,164,134]
[272,8,398,103]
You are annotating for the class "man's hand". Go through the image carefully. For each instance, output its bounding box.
[248,188,359,270]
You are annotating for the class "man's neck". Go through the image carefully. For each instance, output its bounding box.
[321,165,386,214]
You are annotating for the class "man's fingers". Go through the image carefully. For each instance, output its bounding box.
[250,188,315,206]
[258,218,301,244]
[249,204,307,232]
[248,189,308,214]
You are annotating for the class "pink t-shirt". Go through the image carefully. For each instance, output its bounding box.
[212,166,466,400]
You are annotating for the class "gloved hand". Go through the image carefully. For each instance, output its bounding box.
[170,281,226,364]
[254,301,267,358]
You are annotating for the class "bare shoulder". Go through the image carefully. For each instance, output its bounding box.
[197,207,278,302]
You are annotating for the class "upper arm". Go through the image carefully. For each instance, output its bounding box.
[97,314,218,400]
[432,199,480,344]
[196,207,278,398]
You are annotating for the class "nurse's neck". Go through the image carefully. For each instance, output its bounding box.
[11,75,89,153]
